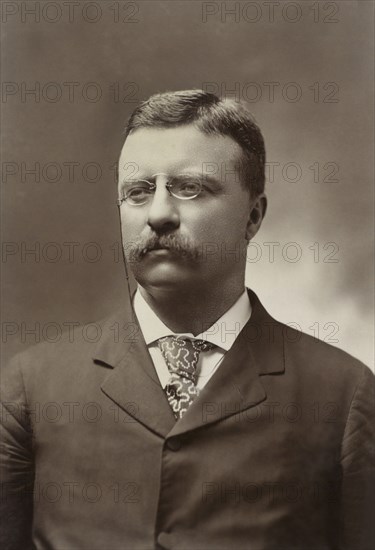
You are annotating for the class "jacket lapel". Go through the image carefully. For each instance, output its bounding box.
[100,337,176,438]
[96,288,285,439]
[168,289,285,437]
[95,291,176,438]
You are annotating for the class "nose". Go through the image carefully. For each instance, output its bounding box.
[147,177,180,233]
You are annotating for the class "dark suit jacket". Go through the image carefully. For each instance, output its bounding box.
[1,290,374,550]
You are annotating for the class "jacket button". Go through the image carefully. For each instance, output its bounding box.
[156,532,171,548]
[166,437,181,451]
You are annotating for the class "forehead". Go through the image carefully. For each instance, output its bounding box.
[118,125,243,177]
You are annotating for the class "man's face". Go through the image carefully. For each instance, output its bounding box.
[118,124,263,292]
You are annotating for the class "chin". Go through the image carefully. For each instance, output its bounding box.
[134,263,198,291]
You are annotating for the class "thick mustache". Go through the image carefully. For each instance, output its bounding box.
[125,234,201,262]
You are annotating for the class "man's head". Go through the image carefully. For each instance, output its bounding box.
[117,90,267,294]
[123,89,265,197]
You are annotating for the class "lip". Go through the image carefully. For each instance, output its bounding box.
[147,248,171,255]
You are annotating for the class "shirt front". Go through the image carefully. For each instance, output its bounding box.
[133,288,252,390]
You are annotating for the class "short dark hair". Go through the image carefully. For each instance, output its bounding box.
[123,90,266,197]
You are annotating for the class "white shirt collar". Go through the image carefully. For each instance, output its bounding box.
[133,287,252,352]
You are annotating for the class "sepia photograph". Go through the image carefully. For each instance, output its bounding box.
[1,1,374,549]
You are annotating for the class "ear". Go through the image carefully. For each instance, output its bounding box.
[245,193,267,241]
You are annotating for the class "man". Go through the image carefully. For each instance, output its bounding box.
[1,90,374,549]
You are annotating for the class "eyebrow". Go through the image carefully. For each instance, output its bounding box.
[119,173,226,191]
[181,173,225,188]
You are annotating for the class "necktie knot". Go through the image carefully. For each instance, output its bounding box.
[158,335,214,419]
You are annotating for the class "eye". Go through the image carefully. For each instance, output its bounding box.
[126,186,153,204]
[173,180,202,198]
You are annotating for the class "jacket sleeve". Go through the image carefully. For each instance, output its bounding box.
[339,364,375,549]
[0,356,35,550]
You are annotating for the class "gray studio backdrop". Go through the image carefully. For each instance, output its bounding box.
[1,0,374,367]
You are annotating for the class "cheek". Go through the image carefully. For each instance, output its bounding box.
[186,204,248,241]
[120,212,145,238]
[221,199,250,232]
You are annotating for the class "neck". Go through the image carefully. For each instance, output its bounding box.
[138,277,246,336]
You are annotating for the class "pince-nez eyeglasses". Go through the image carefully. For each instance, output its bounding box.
[117,175,204,206]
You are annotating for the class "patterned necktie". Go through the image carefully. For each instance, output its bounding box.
[158,336,214,419]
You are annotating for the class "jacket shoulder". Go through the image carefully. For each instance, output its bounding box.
[1,310,129,396]
[276,318,373,399]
